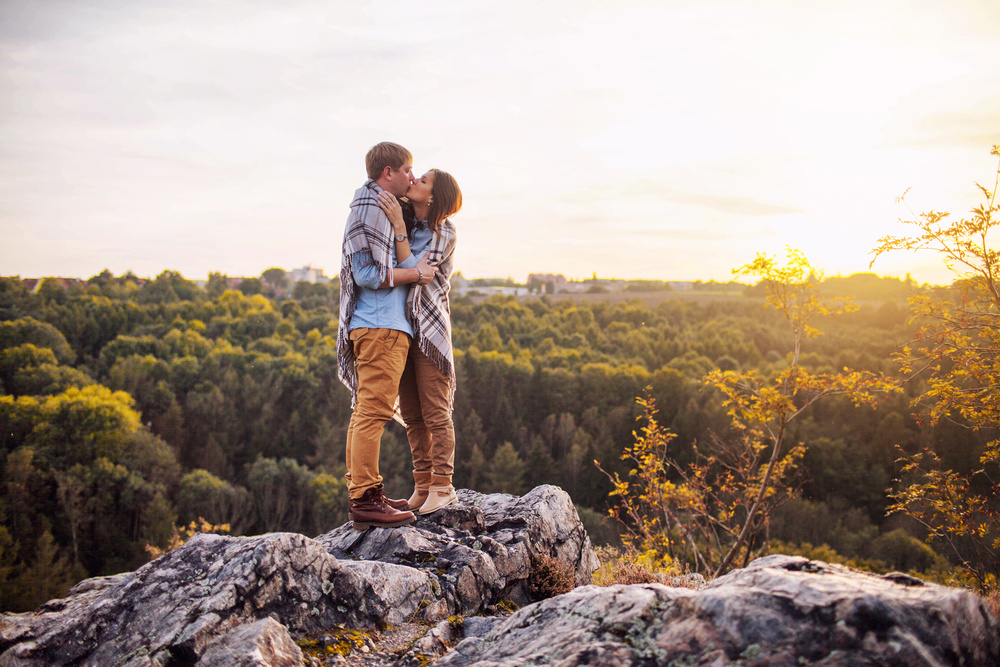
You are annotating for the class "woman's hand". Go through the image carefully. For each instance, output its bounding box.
[416,256,438,285]
[377,192,406,233]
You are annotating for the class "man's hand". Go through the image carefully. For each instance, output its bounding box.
[416,256,438,285]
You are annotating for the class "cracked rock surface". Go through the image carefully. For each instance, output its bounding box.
[435,554,1000,667]
[0,532,344,666]
[3,484,995,667]
[319,485,600,616]
[0,485,597,667]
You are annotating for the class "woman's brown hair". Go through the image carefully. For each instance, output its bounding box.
[427,169,462,233]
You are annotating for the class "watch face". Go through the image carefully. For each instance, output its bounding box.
[395,233,407,242]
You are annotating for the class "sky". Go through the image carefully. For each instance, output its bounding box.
[2,0,999,285]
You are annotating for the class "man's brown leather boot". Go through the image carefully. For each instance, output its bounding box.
[350,486,415,530]
[376,483,410,511]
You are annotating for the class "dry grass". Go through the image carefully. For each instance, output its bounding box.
[591,546,705,589]
[595,558,662,585]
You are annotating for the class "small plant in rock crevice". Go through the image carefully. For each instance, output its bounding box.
[526,552,575,600]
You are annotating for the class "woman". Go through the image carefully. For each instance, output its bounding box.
[377,169,463,514]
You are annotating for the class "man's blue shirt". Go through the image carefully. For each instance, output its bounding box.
[348,248,419,335]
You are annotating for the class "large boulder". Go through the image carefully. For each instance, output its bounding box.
[0,485,597,667]
[436,554,1000,667]
[0,532,345,666]
[318,485,599,615]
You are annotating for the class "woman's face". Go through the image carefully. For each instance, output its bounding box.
[406,171,436,206]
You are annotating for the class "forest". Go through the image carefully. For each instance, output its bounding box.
[0,266,985,611]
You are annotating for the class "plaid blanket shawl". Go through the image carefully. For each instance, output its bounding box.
[337,180,395,401]
[407,219,458,409]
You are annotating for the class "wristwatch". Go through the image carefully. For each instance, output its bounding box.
[395,232,407,243]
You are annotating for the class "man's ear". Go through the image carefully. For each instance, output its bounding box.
[382,165,394,180]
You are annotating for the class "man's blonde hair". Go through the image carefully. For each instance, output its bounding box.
[366,142,413,180]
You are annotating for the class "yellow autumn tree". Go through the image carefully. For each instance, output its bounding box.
[599,248,899,578]
[870,145,1000,588]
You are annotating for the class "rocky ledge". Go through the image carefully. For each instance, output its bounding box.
[0,484,997,667]
[438,554,1000,667]
[0,485,597,666]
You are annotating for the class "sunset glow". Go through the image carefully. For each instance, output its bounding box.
[2,0,998,284]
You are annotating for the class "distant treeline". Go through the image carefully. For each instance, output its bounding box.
[0,269,966,611]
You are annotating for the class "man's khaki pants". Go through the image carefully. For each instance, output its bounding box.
[397,346,456,486]
[345,327,410,499]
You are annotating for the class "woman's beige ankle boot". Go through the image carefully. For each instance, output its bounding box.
[407,471,433,511]
[418,484,458,515]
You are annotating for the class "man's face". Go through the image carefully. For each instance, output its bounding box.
[387,161,414,197]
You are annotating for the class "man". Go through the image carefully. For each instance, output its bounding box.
[337,141,437,529]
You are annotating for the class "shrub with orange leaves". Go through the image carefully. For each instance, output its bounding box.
[144,517,231,560]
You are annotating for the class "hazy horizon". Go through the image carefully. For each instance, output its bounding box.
[3,0,998,286]
[4,264,937,288]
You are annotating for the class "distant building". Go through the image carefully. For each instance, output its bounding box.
[458,285,530,297]
[450,272,469,295]
[527,273,568,294]
[451,273,529,297]
[290,266,330,284]
[477,286,530,297]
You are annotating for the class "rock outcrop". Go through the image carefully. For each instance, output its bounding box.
[318,486,598,616]
[0,532,342,666]
[1,485,997,666]
[436,554,1000,667]
[0,485,596,666]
